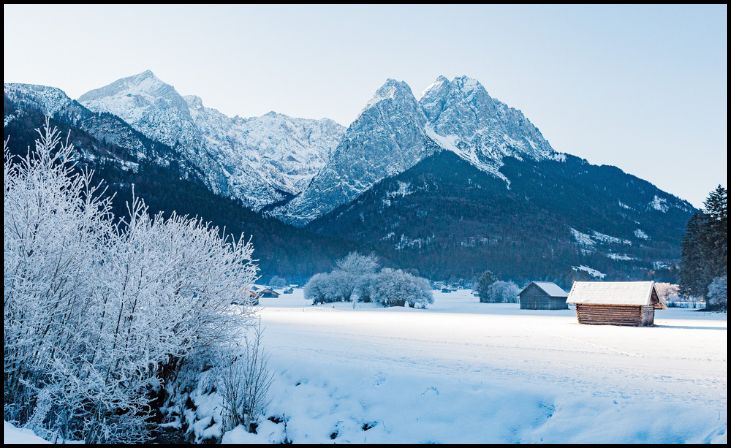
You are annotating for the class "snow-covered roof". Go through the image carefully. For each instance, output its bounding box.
[522,282,567,297]
[567,281,665,307]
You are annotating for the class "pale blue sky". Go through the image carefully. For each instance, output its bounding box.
[4,5,726,207]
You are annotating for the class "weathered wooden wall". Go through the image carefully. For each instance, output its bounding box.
[575,304,655,326]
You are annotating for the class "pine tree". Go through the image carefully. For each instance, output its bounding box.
[679,185,727,302]
[477,270,497,303]
[679,213,709,297]
[703,185,727,278]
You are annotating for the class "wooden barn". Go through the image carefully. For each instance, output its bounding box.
[259,288,280,298]
[519,282,568,310]
[567,281,666,326]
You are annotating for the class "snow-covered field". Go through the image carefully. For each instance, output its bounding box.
[231,289,727,444]
[6,289,725,444]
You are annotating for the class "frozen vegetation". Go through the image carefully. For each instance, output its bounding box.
[4,122,258,443]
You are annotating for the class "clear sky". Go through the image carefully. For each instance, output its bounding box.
[4,4,727,207]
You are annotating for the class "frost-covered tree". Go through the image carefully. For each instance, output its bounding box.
[354,273,379,303]
[303,271,351,304]
[4,120,258,443]
[269,275,287,288]
[304,272,329,303]
[305,255,432,308]
[305,252,380,305]
[336,251,380,305]
[481,281,520,303]
[335,251,380,276]
[370,268,433,308]
[707,276,727,311]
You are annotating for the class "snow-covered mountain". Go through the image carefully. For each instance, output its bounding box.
[79,70,345,209]
[272,79,440,225]
[4,82,201,177]
[186,97,343,196]
[5,73,697,282]
[420,75,561,181]
[275,75,569,225]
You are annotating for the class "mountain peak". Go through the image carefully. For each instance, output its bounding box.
[79,70,175,105]
[452,75,482,92]
[365,78,415,109]
[420,76,449,98]
[134,69,156,79]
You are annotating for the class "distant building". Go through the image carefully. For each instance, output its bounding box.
[518,282,568,310]
[259,288,280,298]
[567,281,666,326]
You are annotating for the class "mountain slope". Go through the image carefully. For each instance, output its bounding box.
[79,70,345,209]
[307,150,694,283]
[4,88,354,281]
[272,79,440,225]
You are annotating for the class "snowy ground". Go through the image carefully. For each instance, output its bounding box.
[7,289,725,444]
[4,421,51,444]
[228,289,727,444]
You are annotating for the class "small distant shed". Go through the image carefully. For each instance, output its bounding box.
[567,281,666,326]
[259,288,280,298]
[519,282,568,310]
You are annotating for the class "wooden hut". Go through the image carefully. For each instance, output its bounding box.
[566,281,666,326]
[259,288,280,298]
[519,282,568,310]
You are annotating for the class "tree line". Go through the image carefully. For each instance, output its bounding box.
[679,185,727,310]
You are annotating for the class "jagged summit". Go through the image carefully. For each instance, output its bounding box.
[272,78,436,225]
[276,75,562,224]
[78,71,345,209]
[420,74,558,180]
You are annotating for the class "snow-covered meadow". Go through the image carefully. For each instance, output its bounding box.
[227,289,727,444]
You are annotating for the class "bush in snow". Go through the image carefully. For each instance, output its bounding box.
[218,322,274,434]
[304,252,380,304]
[269,275,287,288]
[481,281,520,303]
[304,271,351,304]
[706,276,727,311]
[354,272,379,303]
[370,268,434,308]
[3,121,258,443]
[304,272,329,303]
[304,253,432,308]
